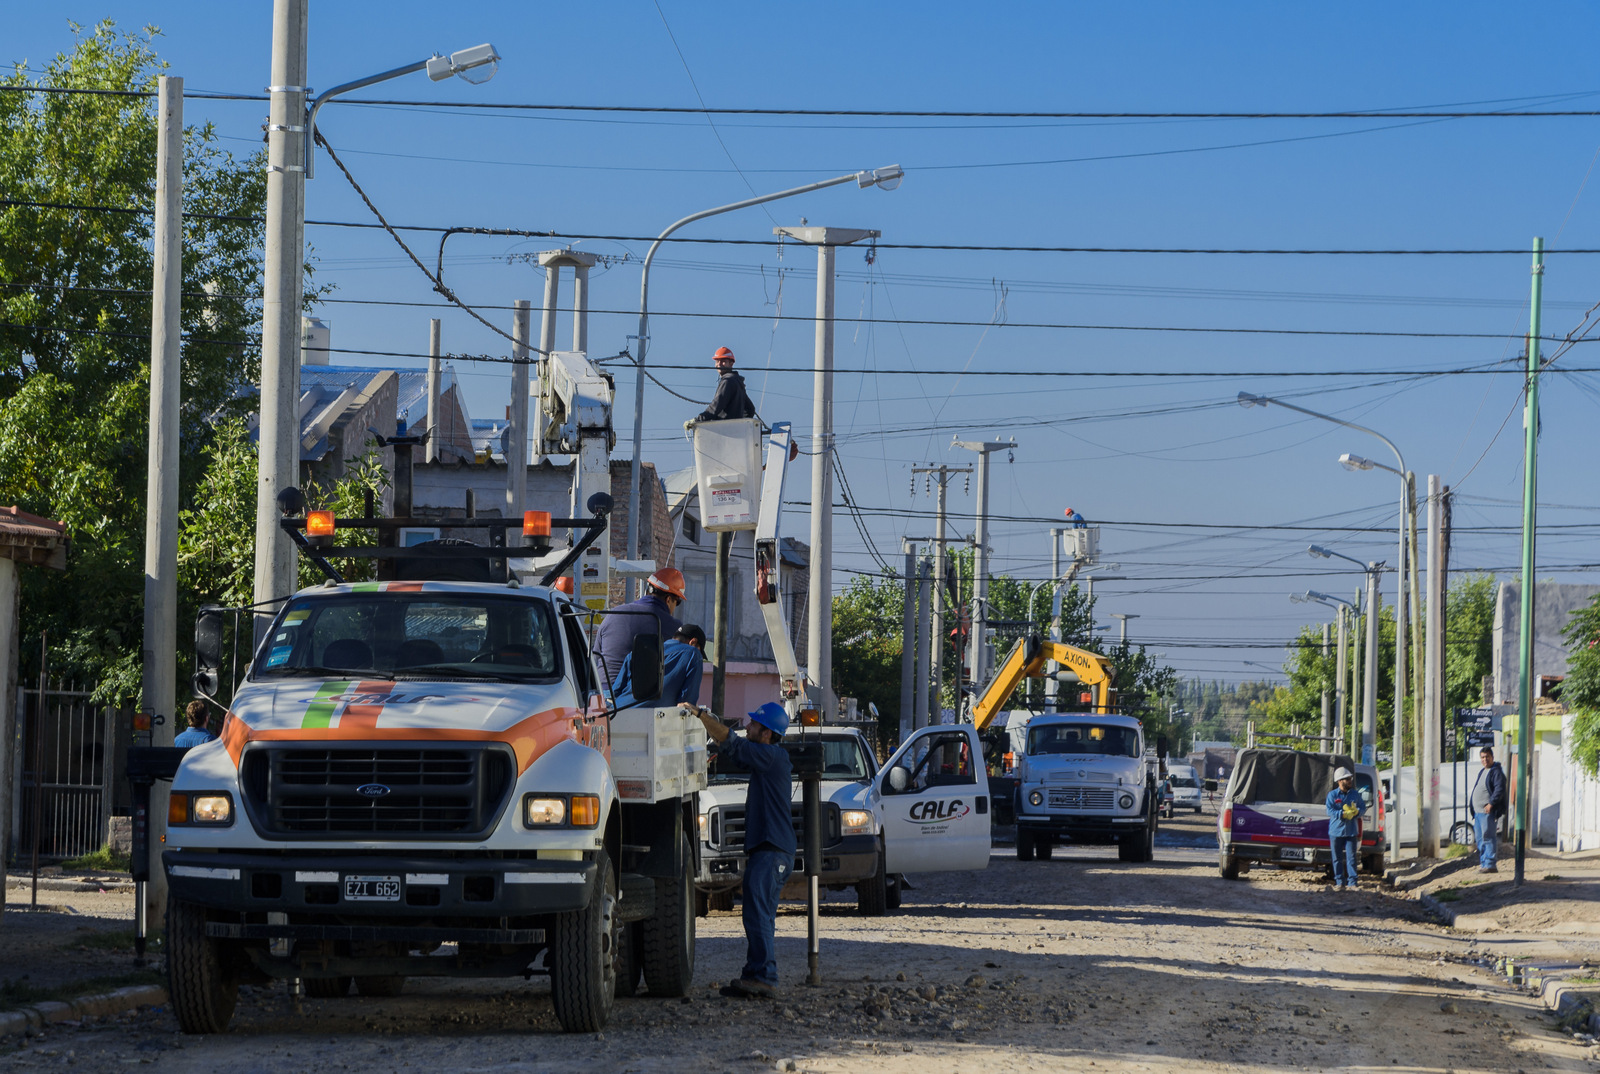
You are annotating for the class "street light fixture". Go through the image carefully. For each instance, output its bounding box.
[305,44,501,177]
[624,166,906,578]
[1308,544,1383,769]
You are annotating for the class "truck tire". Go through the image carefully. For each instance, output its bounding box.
[167,899,238,1034]
[884,873,902,910]
[1016,830,1036,862]
[1219,850,1241,880]
[1117,833,1140,862]
[856,845,888,916]
[640,837,695,997]
[303,976,351,998]
[709,888,735,912]
[613,922,643,998]
[1036,838,1054,861]
[355,975,405,997]
[551,849,618,1032]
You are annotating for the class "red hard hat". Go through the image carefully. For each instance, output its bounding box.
[553,576,574,594]
[648,567,687,601]
[712,346,736,364]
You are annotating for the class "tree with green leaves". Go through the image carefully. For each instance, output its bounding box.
[1561,592,1600,778]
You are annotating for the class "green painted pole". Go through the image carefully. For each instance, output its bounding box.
[1514,236,1544,887]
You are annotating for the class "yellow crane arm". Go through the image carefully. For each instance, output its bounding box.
[970,635,1115,731]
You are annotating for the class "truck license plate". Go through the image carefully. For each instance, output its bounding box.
[1279,848,1312,862]
[343,875,402,902]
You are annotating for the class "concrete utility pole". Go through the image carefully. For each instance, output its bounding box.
[899,546,916,743]
[953,439,1012,692]
[252,0,309,641]
[1362,566,1382,766]
[1420,475,1447,858]
[712,531,731,717]
[425,319,442,462]
[1349,588,1363,758]
[912,465,969,724]
[141,74,182,925]
[1111,613,1138,646]
[1514,237,1545,887]
[1321,623,1332,743]
[1334,606,1348,744]
[506,300,532,536]
[914,557,932,730]
[775,226,878,716]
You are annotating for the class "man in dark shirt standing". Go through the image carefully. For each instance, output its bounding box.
[690,346,757,425]
[687,700,793,998]
[1470,746,1509,873]
[593,568,686,687]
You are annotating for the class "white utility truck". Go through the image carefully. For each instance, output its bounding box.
[160,430,705,1036]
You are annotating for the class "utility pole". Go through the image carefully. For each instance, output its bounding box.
[141,74,182,926]
[1333,607,1348,746]
[251,0,309,641]
[1420,475,1447,858]
[1362,565,1382,766]
[1111,613,1138,646]
[775,226,879,717]
[1320,622,1332,743]
[912,465,969,725]
[1349,588,1363,758]
[898,546,916,743]
[712,531,731,717]
[953,439,1012,692]
[914,557,932,730]
[506,300,532,536]
[1048,528,1064,712]
[425,319,442,462]
[1515,236,1545,887]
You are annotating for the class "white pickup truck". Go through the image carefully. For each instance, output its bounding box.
[1011,713,1159,862]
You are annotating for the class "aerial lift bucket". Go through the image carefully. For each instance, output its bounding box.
[691,418,763,531]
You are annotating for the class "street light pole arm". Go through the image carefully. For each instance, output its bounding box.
[304,59,430,178]
[1246,393,1407,476]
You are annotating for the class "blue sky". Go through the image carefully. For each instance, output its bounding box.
[13,3,1600,686]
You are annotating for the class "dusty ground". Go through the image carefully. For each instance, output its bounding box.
[1407,849,1600,942]
[2,813,1597,1072]
[1,875,144,996]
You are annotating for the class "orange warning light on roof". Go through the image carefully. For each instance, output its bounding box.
[523,511,552,537]
[305,510,335,537]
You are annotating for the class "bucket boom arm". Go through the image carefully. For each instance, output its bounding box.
[753,422,804,703]
[970,635,1116,731]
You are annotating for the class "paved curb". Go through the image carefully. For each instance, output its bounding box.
[0,984,166,1037]
[1489,956,1600,1038]
[1418,891,1458,925]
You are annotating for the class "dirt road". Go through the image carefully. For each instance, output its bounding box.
[3,812,1594,1072]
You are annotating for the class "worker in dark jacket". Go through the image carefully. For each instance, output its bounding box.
[688,700,793,998]
[592,568,685,687]
[1471,746,1509,873]
[690,346,757,425]
[1325,766,1363,891]
[610,624,706,708]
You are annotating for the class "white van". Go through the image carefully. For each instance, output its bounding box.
[1167,764,1203,813]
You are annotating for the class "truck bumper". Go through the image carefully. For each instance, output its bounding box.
[695,833,878,892]
[163,850,596,918]
[1016,814,1148,840]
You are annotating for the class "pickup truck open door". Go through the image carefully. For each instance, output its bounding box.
[878,725,991,874]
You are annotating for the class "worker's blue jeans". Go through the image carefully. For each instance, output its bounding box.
[741,847,792,986]
[1331,835,1359,887]
[1475,811,1499,869]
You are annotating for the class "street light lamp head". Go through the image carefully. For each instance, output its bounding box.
[1339,452,1375,472]
[426,43,501,84]
[856,164,905,190]
[1308,544,1333,559]
[1289,592,1310,604]
[1237,391,1266,408]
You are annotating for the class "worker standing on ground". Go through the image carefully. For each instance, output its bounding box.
[1471,746,1508,873]
[1325,767,1363,891]
[689,346,757,425]
[611,624,707,708]
[593,568,686,687]
[686,700,794,998]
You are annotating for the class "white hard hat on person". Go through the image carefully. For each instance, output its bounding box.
[1333,767,1353,782]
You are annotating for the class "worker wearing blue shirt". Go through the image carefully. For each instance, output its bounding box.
[174,701,218,748]
[688,700,793,998]
[611,625,706,708]
[1325,767,1364,891]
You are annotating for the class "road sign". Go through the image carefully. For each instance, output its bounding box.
[1466,730,1496,749]
[1455,707,1497,730]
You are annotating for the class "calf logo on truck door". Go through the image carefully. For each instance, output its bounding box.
[904,798,971,830]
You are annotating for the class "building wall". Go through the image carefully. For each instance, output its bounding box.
[305,371,399,512]
[1491,581,1600,704]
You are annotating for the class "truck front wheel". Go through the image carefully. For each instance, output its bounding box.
[640,836,695,997]
[167,899,238,1034]
[856,845,888,916]
[1016,830,1036,862]
[551,850,618,1031]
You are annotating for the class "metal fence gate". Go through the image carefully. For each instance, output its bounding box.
[10,681,123,863]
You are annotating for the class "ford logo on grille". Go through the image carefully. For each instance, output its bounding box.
[355,783,392,798]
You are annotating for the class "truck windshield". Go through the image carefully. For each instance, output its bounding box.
[708,735,873,783]
[254,593,563,681]
[1027,723,1140,758]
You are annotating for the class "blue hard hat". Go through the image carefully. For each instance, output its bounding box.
[747,702,790,738]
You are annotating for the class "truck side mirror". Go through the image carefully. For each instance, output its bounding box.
[628,632,664,703]
[887,766,910,794]
[194,605,225,698]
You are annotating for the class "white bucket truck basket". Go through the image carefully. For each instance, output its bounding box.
[1062,525,1099,564]
[610,705,709,802]
[692,418,763,531]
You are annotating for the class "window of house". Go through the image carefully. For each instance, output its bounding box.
[681,513,700,545]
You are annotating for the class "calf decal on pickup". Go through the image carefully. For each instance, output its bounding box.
[905,798,971,828]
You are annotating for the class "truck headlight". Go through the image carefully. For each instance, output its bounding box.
[1119,793,1135,810]
[840,809,873,835]
[1028,790,1044,808]
[170,792,233,826]
[697,813,709,842]
[524,797,566,825]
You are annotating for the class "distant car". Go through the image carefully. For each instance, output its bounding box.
[1167,765,1203,814]
[1217,749,1384,880]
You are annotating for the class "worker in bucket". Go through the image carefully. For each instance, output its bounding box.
[593,568,685,687]
[688,346,757,426]
[1325,767,1363,892]
[686,700,794,998]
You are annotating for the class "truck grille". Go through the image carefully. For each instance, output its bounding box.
[240,745,514,839]
[710,803,839,850]
[1047,787,1116,811]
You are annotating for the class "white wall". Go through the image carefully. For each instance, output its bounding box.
[1559,711,1600,852]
